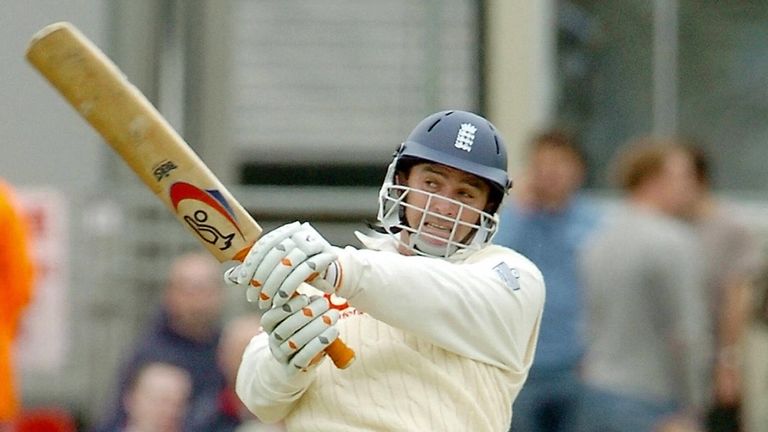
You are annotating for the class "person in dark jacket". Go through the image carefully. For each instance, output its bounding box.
[92,253,226,432]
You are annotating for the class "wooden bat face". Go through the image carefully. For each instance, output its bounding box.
[25,22,261,263]
[25,22,355,369]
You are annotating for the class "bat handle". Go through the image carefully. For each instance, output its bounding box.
[326,338,355,369]
[232,246,356,369]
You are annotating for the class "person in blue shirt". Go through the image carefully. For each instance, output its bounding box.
[494,130,600,432]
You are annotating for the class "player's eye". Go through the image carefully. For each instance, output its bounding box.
[458,190,476,201]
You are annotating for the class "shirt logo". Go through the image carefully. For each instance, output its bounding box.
[493,262,520,291]
[454,123,477,152]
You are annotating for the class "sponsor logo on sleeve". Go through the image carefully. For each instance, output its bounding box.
[493,262,520,291]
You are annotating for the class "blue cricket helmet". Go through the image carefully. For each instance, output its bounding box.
[376,110,512,258]
[395,110,512,205]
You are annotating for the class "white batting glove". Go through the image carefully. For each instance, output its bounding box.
[261,294,340,373]
[224,222,338,310]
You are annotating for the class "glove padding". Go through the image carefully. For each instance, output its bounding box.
[225,221,337,309]
[261,294,340,372]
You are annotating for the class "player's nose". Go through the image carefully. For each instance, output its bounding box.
[429,194,459,217]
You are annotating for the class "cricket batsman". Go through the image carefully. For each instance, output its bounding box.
[226,110,545,431]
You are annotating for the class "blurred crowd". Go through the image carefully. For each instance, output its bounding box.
[84,252,286,432]
[1,229,284,432]
[495,131,767,432]
[2,129,768,432]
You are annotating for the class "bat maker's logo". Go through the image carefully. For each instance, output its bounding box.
[153,160,178,181]
[169,182,245,251]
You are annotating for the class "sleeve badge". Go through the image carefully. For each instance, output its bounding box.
[493,262,521,291]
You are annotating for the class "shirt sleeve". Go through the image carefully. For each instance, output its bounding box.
[235,332,316,423]
[658,233,712,411]
[335,246,545,372]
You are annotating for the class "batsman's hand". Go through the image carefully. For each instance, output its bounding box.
[225,221,338,309]
[262,294,340,373]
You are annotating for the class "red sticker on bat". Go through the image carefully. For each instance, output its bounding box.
[169,182,245,250]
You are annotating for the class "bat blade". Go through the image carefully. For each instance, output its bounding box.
[25,21,260,262]
[26,22,355,369]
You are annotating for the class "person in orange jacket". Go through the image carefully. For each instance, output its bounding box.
[0,179,35,427]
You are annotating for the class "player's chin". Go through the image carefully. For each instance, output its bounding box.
[419,227,451,246]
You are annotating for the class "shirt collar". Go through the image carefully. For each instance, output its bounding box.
[354,230,399,252]
[353,230,477,262]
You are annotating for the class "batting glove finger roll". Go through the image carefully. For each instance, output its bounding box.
[269,251,338,308]
[226,221,339,309]
[261,294,340,372]
[223,221,302,291]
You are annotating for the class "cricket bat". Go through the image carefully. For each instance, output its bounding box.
[25,21,354,369]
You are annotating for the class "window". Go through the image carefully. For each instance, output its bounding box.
[556,0,768,191]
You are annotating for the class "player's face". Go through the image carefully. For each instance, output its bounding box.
[400,163,491,247]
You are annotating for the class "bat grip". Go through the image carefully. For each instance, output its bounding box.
[326,338,355,369]
[232,246,356,369]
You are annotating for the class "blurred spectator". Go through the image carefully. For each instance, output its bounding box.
[0,179,35,429]
[493,130,600,432]
[92,253,226,432]
[578,139,711,431]
[677,144,762,432]
[204,313,285,432]
[743,262,768,432]
[121,362,192,432]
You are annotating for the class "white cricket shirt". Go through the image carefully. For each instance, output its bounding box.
[236,232,545,431]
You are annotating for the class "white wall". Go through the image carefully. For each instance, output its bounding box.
[485,0,556,176]
[0,0,109,193]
